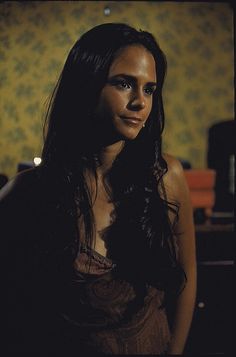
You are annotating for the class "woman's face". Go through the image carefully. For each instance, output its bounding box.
[95,45,157,141]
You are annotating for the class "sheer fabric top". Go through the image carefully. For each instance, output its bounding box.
[60,243,171,354]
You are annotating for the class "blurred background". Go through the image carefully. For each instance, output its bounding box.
[1,1,234,356]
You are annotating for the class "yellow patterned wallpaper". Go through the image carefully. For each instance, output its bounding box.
[0,1,234,178]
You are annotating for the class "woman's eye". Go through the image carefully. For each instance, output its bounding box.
[144,87,156,95]
[108,78,132,90]
[117,80,131,89]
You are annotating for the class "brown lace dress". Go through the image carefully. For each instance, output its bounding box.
[61,244,171,355]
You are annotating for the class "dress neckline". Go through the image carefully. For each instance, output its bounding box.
[80,243,114,266]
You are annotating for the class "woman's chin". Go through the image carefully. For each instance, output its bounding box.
[115,125,142,141]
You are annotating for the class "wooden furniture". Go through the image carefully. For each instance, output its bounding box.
[184,169,216,218]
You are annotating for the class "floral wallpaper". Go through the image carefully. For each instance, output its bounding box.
[0,1,234,179]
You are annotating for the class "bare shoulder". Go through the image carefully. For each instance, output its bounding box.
[162,153,189,204]
[163,153,184,176]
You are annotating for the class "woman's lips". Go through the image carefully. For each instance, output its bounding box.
[120,116,143,126]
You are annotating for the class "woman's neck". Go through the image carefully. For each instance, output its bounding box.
[97,140,125,177]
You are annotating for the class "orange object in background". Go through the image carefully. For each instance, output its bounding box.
[184,169,216,217]
[184,169,216,190]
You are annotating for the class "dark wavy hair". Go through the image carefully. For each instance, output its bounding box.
[40,23,186,304]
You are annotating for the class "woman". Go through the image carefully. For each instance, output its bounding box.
[3,23,196,355]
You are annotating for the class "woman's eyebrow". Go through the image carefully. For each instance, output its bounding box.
[108,73,157,86]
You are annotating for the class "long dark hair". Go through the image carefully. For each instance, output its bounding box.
[40,23,185,300]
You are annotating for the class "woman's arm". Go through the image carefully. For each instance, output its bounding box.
[163,154,197,354]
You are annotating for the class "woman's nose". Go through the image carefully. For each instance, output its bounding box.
[129,90,146,110]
